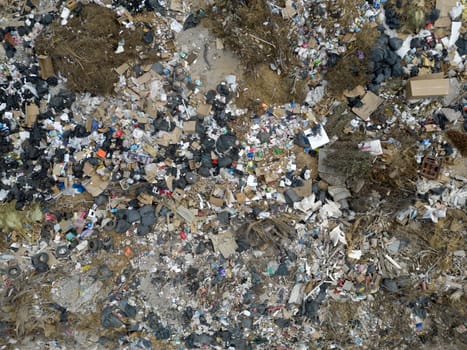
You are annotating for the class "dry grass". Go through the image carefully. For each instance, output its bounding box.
[446,130,467,157]
[326,25,380,97]
[322,141,373,180]
[207,0,299,74]
[35,4,159,95]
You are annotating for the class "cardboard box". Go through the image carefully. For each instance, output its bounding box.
[155,127,182,146]
[343,85,365,98]
[37,55,55,80]
[235,192,246,203]
[407,73,450,99]
[352,91,383,121]
[183,120,197,134]
[115,63,129,75]
[282,0,297,19]
[210,231,238,258]
[136,71,153,85]
[25,103,39,127]
[209,196,224,208]
[85,175,109,197]
[197,103,212,117]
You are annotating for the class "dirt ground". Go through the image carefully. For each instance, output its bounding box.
[0,1,465,349]
[174,24,243,92]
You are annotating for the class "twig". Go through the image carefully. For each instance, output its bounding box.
[248,33,276,48]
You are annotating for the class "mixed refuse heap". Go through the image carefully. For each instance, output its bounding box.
[0,0,466,349]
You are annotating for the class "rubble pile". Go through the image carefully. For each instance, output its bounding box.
[0,0,466,349]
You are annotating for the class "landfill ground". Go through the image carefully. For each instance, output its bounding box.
[0,0,466,350]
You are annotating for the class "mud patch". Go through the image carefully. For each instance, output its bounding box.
[35,4,158,95]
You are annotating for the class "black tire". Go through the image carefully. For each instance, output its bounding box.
[55,245,69,258]
[102,236,113,250]
[88,238,100,251]
[7,265,21,278]
[32,252,49,267]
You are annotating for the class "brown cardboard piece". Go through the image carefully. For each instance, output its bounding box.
[85,117,93,132]
[351,91,383,121]
[235,192,247,204]
[294,179,314,197]
[435,16,451,28]
[183,121,197,134]
[185,52,198,65]
[197,103,212,116]
[176,206,195,223]
[209,196,224,208]
[264,170,280,184]
[143,144,158,157]
[273,107,286,118]
[156,127,182,146]
[136,71,153,85]
[424,124,441,132]
[52,163,63,176]
[282,0,297,19]
[170,0,183,11]
[115,63,130,75]
[165,175,174,191]
[216,38,224,50]
[436,0,457,17]
[407,73,450,98]
[83,162,96,177]
[37,55,55,80]
[210,230,238,258]
[138,192,154,205]
[25,103,39,127]
[59,220,73,233]
[85,175,110,197]
[74,151,85,161]
[343,85,365,98]
[342,32,356,43]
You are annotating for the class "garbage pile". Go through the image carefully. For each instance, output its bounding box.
[0,0,466,349]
